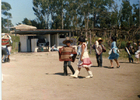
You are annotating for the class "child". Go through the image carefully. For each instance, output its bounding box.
[108,36,120,68]
[76,42,81,59]
[59,37,77,76]
[125,41,134,63]
[71,36,93,78]
[92,38,106,67]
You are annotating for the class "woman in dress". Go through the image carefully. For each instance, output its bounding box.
[71,36,93,78]
[108,36,120,68]
[135,41,140,63]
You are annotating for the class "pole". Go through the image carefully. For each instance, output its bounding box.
[139,0,140,27]
[90,30,92,54]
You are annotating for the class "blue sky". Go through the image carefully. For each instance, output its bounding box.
[2,0,139,26]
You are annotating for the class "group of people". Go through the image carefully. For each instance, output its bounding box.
[59,36,93,78]
[1,33,12,63]
[92,37,120,68]
[59,36,122,78]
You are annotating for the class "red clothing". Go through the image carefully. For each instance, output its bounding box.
[59,46,77,62]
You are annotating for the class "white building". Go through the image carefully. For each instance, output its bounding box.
[12,25,77,52]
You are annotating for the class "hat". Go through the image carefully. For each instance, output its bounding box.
[2,34,9,39]
[63,37,73,44]
[98,38,103,41]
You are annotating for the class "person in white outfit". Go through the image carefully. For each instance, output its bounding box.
[71,36,93,78]
[135,41,140,63]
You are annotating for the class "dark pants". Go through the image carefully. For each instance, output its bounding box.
[128,54,133,63]
[2,47,8,62]
[63,61,75,75]
[96,54,102,67]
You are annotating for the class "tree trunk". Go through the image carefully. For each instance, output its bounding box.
[89,30,92,54]
[62,12,64,29]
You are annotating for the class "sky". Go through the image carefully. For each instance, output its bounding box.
[2,0,139,26]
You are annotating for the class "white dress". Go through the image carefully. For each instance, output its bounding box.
[135,46,140,58]
[78,42,92,68]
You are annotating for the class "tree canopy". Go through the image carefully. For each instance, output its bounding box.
[20,0,139,30]
[1,1,13,33]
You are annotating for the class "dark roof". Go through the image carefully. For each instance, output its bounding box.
[12,29,74,35]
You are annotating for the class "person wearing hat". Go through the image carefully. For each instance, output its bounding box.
[59,37,77,76]
[125,41,134,63]
[92,38,106,67]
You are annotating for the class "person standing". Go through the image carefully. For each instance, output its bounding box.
[1,34,10,63]
[6,34,12,62]
[135,41,140,63]
[92,38,106,67]
[108,36,120,68]
[59,37,77,76]
[71,36,93,78]
[18,42,21,52]
[125,41,134,63]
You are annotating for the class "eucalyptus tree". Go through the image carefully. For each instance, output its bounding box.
[33,0,54,29]
[132,3,139,27]
[51,0,65,29]
[120,0,132,29]
[66,0,82,29]
[1,1,13,32]
[90,0,115,28]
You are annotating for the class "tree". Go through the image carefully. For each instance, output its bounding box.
[22,18,32,25]
[32,0,51,29]
[132,3,139,27]
[1,2,13,33]
[120,0,132,29]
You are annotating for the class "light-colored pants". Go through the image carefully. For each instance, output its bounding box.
[6,46,11,55]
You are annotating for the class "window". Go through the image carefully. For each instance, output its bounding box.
[59,33,69,38]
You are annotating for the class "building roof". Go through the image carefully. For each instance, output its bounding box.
[12,29,74,35]
[11,24,37,30]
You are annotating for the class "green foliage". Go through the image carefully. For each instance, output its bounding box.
[119,41,126,49]
[1,2,13,33]
[20,0,139,30]
[120,0,133,29]
[11,36,20,53]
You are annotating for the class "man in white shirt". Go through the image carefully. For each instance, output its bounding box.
[6,34,12,62]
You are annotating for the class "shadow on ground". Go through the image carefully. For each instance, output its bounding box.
[119,62,131,63]
[91,65,99,67]
[119,62,139,64]
[46,72,85,79]
[45,72,64,76]
[103,66,116,69]
[54,72,64,76]
[138,95,140,98]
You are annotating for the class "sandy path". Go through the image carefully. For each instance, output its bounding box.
[2,52,140,100]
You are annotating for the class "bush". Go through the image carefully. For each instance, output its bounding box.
[11,36,20,53]
[119,41,126,49]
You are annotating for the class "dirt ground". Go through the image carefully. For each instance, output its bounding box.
[2,52,140,100]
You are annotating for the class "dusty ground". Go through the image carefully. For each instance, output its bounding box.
[2,52,140,100]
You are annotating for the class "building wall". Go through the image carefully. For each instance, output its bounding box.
[19,33,77,52]
[31,39,38,52]
[20,36,27,52]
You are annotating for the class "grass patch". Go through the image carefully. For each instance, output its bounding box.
[11,36,20,53]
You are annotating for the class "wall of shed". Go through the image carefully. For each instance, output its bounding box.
[20,36,27,52]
